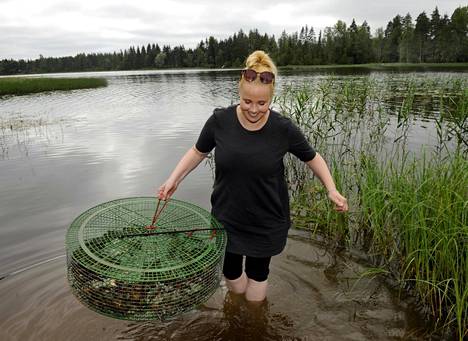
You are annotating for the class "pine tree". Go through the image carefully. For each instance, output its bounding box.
[383,15,403,62]
[414,12,431,62]
[430,7,442,61]
[400,13,414,63]
[451,6,468,62]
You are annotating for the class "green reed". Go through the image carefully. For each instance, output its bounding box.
[275,75,468,339]
[0,77,107,96]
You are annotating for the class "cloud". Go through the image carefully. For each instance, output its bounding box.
[0,0,464,60]
[0,25,127,59]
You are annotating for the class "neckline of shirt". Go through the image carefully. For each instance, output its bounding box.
[233,104,272,134]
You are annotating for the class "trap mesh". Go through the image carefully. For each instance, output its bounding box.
[66,197,226,321]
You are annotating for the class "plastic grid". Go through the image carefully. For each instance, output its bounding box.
[66,197,226,320]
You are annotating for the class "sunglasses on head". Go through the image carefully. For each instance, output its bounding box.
[241,69,275,84]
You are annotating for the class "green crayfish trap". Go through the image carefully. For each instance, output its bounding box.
[66,197,226,321]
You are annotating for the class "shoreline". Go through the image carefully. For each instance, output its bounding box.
[1,62,467,78]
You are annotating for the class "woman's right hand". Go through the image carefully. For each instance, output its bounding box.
[158,178,178,200]
[157,146,205,200]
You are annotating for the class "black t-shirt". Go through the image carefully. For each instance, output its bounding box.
[196,104,316,257]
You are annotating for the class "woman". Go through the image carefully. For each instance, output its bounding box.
[158,50,348,302]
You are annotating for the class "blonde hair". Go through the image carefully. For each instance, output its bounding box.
[240,50,277,94]
[244,50,277,77]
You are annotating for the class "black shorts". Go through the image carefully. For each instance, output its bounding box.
[222,252,271,282]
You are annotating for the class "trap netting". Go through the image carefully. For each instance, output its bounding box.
[66,197,226,321]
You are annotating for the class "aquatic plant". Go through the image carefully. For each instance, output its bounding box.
[0,77,107,96]
[275,75,468,340]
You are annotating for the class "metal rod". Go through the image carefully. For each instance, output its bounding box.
[149,199,162,227]
[119,227,225,238]
[148,198,170,229]
[153,199,169,225]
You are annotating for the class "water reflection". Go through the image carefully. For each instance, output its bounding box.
[0,68,465,340]
[0,230,431,340]
[119,294,295,341]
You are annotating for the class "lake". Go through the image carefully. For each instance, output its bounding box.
[0,68,466,340]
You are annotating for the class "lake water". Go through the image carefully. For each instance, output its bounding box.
[0,68,465,340]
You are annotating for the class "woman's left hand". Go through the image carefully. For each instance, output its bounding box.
[327,190,348,212]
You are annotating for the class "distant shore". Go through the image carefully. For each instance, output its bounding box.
[1,62,468,79]
[0,63,466,96]
[0,77,108,96]
[279,62,468,71]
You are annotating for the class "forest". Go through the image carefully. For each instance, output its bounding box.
[0,6,467,75]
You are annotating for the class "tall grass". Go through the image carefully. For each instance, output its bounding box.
[0,77,107,96]
[275,75,468,339]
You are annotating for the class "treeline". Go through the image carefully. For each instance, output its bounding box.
[1,6,467,75]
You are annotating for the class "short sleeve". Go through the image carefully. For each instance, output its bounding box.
[288,120,316,162]
[195,113,216,153]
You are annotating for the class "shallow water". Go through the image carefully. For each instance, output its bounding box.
[0,230,429,340]
[0,68,465,340]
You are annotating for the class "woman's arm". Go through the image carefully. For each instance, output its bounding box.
[306,152,348,212]
[158,146,207,200]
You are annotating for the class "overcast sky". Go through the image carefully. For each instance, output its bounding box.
[0,0,464,60]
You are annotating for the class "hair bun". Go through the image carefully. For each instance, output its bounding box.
[245,50,277,77]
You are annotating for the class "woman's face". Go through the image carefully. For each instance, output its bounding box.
[238,81,272,124]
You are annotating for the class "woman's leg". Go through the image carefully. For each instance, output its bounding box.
[244,256,271,302]
[245,278,268,302]
[223,252,248,294]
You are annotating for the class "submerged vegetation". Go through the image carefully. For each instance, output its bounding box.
[0,77,107,96]
[0,114,67,158]
[276,76,467,339]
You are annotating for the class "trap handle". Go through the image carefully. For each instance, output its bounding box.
[119,227,225,238]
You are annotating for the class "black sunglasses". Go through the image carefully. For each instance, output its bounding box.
[241,69,275,84]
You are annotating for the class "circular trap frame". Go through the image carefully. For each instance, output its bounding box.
[66,197,226,321]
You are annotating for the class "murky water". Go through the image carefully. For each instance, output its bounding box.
[0,68,465,340]
[0,230,428,340]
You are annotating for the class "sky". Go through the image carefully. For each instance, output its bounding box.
[0,0,465,60]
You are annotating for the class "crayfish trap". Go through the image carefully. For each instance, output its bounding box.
[66,197,226,321]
